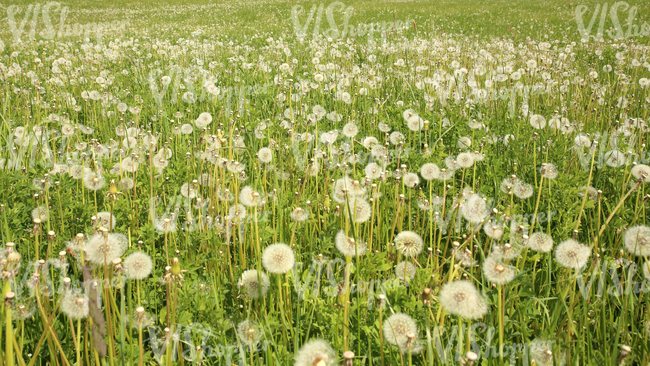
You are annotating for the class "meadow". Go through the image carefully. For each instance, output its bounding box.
[1,0,650,365]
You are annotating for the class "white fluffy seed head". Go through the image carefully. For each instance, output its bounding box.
[262,243,295,274]
[383,313,418,348]
[237,319,263,347]
[623,225,650,256]
[86,233,128,266]
[335,230,367,257]
[365,162,383,180]
[540,163,558,179]
[394,231,424,258]
[96,212,117,231]
[456,152,475,168]
[395,261,417,281]
[528,232,554,253]
[61,290,89,319]
[439,280,488,320]
[483,220,504,240]
[294,339,337,366]
[555,239,591,270]
[482,254,516,285]
[631,164,650,182]
[343,198,372,223]
[420,163,440,181]
[257,147,273,163]
[461,194,488,223]
[123,251,153,280]
[513,180,534,199]
[238,270,270,299]
[529,338,554,366]
[403,172,420,188]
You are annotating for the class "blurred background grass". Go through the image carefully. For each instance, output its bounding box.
[1,0,649,43]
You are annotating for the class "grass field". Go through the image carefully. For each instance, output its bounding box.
[1,0,650,365]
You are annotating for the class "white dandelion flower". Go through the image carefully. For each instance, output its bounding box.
[394,231,423,258]
[555,239,591,270]
[262,243,295,274]
[439,280,488,320]
[238,270,270,299]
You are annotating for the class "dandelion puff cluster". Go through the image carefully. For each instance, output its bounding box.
[290,207,310,222]
[394,231,423,258]
[483,220,504,240]
[528,232,554,253]
[529,338,554,366]
[439,280,488,319]
[123,251,153,280]
[343,198,372,223]
[383,313,418,348]
[420,163,440,181]
[395,261,416,281]
[631,164,650,182]
[461,193,488,223]
[456,152,475,168]
[86,232,128,265]
[238,269,270,299]
[623,225,650,256]
[237,319,263,347]
[482,254,516,285]
[365,162,383,180]
[96,212,117,230]
[60,290,89,319]
[294,339,337,366]
[257,147,273,163]
[335,230,367,257]
[32,206,49,222]
[262,243,295,274]
[403,172,420,188]
[555,239,591,270]
[513,180,534,199]
[540,163,558,179]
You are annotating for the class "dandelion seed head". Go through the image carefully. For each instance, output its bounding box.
[294,339,337,366]
[86,232,128,265]
[529,339,554,366]
[439,280,488,320]
[456,152,475,168]
[513,180,534,199]
[61,290,89,319]
[555,239,591,270]
[395,261,417,281]
[96,212,117,230]
[335,230,367,257]
[540,163,558,179]
[623,225,650,257]
[262,243,295,274]
[290,207,310,222]
[237,320,263,347]
[31,206,49,222]
[343,198,372,223]
[528,232,553,253]
[238,270,270,299]
[461,194,488,223]
[483,220,504,240]
[420,163,440,181]
[631,164,650,182]
[403,172,420,188]
[394,231,423,258]
[383,313,418,349]
[482,255,516,284]
[123,251,153,280]
[257,147,273,163]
